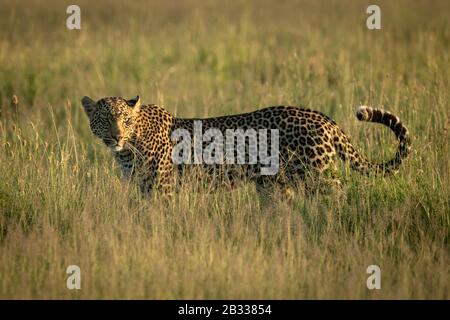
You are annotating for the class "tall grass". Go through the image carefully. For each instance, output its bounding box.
[0,0,448,299]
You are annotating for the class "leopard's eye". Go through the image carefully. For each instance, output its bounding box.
[124,118,132,126]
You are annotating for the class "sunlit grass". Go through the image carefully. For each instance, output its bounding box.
[0,0,448,299]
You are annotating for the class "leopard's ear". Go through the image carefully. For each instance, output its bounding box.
[81,96,97,119]
[126,95,141,109]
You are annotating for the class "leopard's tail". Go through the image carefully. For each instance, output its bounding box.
[335,106,411,175]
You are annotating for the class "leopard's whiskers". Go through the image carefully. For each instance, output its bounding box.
[125,141,144,160]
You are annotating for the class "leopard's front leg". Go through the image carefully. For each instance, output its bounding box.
[137,154,175,197]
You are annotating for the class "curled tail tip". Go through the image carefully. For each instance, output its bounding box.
[353,105,411,174]
[356,106,372,121]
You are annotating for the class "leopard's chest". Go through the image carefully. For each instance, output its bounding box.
[114,149,138,178]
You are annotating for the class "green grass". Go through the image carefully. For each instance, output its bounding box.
[0,0,449,299]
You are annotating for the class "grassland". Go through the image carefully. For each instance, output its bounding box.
[0,0,449,299]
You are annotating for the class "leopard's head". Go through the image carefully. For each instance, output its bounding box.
[81,96,141,152]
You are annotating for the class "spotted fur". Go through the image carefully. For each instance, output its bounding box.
[81,96,411,197]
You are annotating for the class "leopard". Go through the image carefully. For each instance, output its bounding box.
[81,95,410,199]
